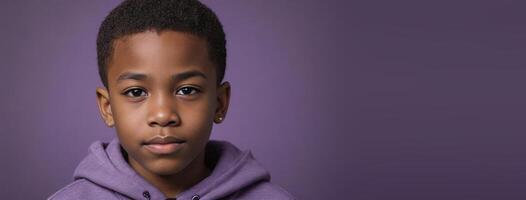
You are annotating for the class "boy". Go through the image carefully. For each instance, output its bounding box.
[49,0,294,199]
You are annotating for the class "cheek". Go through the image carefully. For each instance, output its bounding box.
[180,100,215,138]
[111,100,147,144]
[111,93,150,122]
[176,98,216,155]
[113,103,143,126]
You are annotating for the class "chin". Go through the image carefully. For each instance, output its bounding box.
[146,157,191,176]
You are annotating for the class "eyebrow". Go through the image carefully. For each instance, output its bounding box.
[172,70,207,82]
[116,70,207,83]
[116,72,147,82]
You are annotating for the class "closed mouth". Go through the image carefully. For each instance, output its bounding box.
[142,135,186,145]
[142,135,186,155]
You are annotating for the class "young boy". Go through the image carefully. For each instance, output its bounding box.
[49,0,294,199]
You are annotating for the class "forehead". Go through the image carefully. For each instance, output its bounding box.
[107,30,214,82]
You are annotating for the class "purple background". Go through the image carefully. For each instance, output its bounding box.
[1,0,526,199]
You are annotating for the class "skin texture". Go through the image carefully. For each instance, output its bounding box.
[95,30,231,198]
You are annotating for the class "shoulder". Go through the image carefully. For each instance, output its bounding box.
[48,179,121,200]
[234,182,296,200]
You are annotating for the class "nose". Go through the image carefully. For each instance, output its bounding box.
[147,93,179,127]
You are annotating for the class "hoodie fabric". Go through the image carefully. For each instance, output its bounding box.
[48,138,294,200]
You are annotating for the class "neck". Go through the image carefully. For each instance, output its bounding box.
[129,150,210,198]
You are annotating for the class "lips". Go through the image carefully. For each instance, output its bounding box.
[142,136,185,155]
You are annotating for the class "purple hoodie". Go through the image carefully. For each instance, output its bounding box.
[48,138,294,200]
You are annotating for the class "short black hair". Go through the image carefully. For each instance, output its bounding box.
[97,0,226,88]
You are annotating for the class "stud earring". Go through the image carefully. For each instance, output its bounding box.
[215,116,223,123]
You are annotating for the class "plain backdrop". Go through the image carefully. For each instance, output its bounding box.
[1,0,526,199]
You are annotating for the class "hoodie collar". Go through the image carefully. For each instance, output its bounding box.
[73,138,271,200]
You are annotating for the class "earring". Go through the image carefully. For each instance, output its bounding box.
[107,121,114,127]
[215,116,223,123]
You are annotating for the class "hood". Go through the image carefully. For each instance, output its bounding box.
[73,138,271,200]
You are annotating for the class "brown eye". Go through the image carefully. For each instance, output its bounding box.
[124,88,147,97]
[176,87,200,96]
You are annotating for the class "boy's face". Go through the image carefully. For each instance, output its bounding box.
[95,30,230,176]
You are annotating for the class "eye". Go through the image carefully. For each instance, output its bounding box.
[176,87,200,96]
[123,88,147,97]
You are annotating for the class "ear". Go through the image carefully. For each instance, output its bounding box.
[214,82,231,124]
[96,87,114,127]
